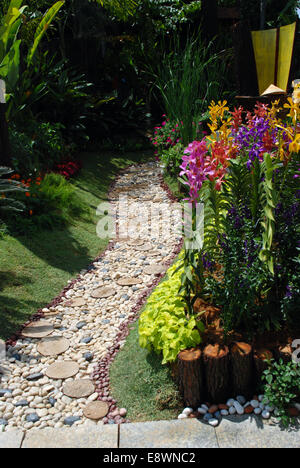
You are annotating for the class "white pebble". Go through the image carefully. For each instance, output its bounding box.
[220,409,229,416]
[233,401,244,415]
[229,406,236,415]
[226,399,235,407]
[208,418,219,427]
[182,407,193,416]
[197,408,207,415]
[262,410,270,420]
[254,407,262,415]
[178,413,188,419]
[250,400,259,408]
[236,396,246,405]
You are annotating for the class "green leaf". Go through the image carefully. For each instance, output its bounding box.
[27,1,65,65]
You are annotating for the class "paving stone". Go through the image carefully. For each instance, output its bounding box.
[45,361,79,379]
[91,287,116,299]
[69,298,86,307]
[37,336,70,357]
[0,431,24,448]
[116,277,143,286]
[63,379,95,398]
[119,419,219,448]
[144,264,166,275]
[22,320,54,338]
[22,426,118,448]
[127,239,145,246]
[83,401,109,420]
[216,415,300,448]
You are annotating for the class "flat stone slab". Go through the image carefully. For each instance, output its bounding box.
[144,264,166,275]
[63,379,95,398]
[0,431,24,449]
[134,243,153,251]
[69,298,86,307]
[22,425,118,448]
[22,320,54,339]
[83,401,109,420]
[45,361,79,379]
[216,415,300,448]
[127,239,145,246]
[37,336,70,357]
[117,277,143,286]
[119,419,218,448]
[0,430,24,448]
[91,287,116,299]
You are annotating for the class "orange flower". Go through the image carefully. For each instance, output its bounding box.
[25,192,30,197]
[29,210,33,216]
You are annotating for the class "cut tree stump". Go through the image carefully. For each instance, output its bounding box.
[203,344,230,403]
[254,348,273,382]
[178,348,204,408]
[231,342,254,397]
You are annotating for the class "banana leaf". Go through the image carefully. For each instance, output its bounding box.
[27,1,65,65]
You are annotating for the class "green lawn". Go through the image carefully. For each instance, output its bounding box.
[0,150,152,340]
[110,320,182,422]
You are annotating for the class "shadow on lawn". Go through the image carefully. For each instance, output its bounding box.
[0,294,42,340]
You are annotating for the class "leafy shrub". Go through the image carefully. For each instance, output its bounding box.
[10,121,66,176]
[262,359,300,427]
[139,259,204,364]
[160,143,184,177]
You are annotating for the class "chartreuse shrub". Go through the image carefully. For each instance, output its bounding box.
[139,259,204,364]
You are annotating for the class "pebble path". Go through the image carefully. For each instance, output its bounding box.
[0,161,183,432]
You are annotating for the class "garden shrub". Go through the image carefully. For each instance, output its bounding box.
[139,259,204,364]
[262,359,300,427]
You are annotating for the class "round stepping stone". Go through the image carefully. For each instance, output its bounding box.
[116,277,143,286]
[91,287,116,299]
[22,320,54,339]
[46,361,79,379]
[144,265,166,275]
[83,401,109,420]
[69,298,86,307]
[63,380,95,399]
[37,336,70,357]
[127,239,145,246]
[134,243,153,251]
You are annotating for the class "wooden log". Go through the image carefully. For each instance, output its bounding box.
[231,342,254,398]
[203,344,230,403]
[178,348,204,409]
[254,348,273,383]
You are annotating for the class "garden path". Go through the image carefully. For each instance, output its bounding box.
[0,161,182,432]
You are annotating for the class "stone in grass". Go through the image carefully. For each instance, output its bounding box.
[64,416,81,426]
[26,413,40,423]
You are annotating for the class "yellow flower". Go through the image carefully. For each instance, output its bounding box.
[289,134,300,154]
[284,97,299,125]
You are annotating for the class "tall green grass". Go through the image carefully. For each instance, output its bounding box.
[151,35,232,145]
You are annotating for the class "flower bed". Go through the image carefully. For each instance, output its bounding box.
[140,89,300,425]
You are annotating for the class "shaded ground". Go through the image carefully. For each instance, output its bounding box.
[0,150,152,340]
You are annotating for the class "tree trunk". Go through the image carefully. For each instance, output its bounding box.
[178,347,204,409]
[231,342,254,398]
[203,344,230,403]
[254,348,273,384]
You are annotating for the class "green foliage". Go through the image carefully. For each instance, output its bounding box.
[0,166,25,214]
[139,259,204,364]
[151,35,231,145]
[9,121,65,175]
[262,359,300,427]
[160,143,184,177]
